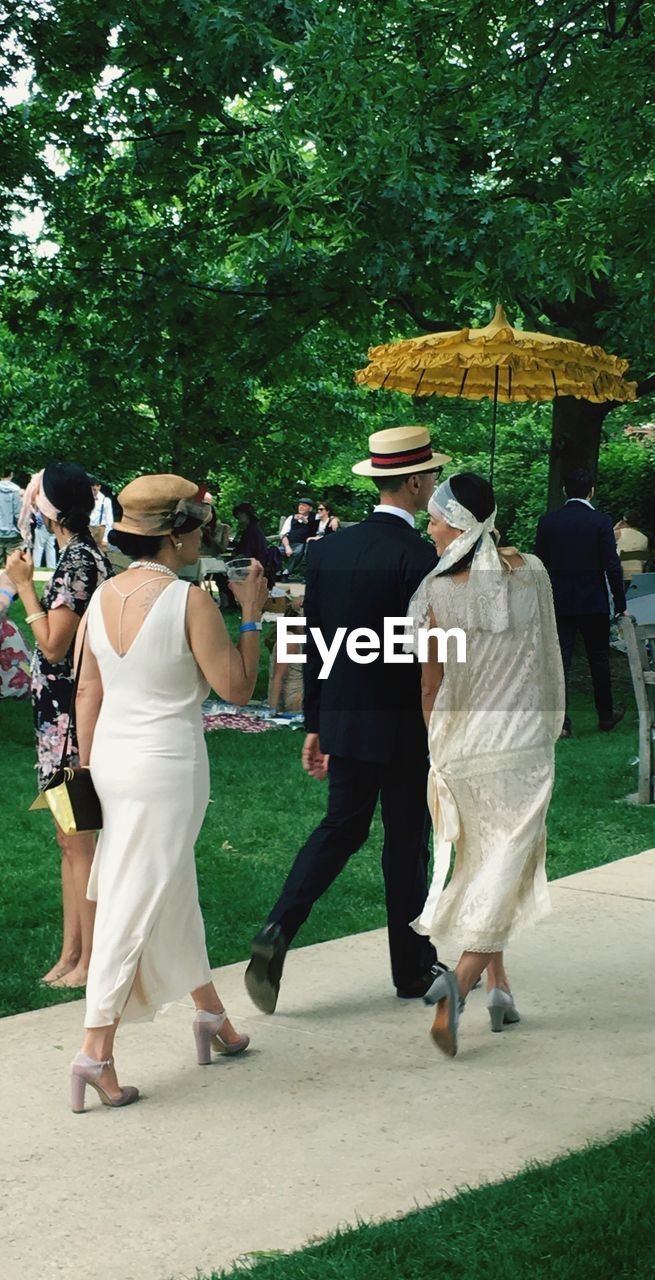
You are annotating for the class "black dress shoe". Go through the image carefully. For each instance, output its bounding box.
[396,961,450,999]
[244,923,287,1013]
[598,703,625,732]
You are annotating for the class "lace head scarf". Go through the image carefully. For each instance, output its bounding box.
[18,469,63,543]
[406,476,510,641]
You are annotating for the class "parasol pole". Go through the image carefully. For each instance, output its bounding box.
[489,365,500,486]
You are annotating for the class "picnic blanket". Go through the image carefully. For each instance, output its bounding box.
[202,700,304,734]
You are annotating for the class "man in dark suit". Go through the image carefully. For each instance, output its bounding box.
[245,426,450,1011]
[535,467,626,738]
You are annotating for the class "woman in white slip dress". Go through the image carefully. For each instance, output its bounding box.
[70,474,269,1112]
[407,474,564,1058]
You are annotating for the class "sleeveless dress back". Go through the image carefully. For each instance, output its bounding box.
[84,578,212,1027]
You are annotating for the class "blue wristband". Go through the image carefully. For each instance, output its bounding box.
[0,587,16,603]
[239,621,262,633]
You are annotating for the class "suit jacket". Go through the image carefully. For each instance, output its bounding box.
[303,512,438,763]
[535,500,626,617]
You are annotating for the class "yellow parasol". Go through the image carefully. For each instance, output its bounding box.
[355,304,637,481]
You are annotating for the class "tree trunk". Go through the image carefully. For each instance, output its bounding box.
[170,428,184,473]
[547,397,612,510]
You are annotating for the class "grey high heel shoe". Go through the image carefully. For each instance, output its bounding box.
[70,1053,139,1114]
[193,1010,250,1065]
[487,988,521,1032]
[423,970,460,1057]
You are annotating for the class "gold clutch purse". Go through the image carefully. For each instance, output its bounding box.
[30,766,102,835]
[29,626,103,835]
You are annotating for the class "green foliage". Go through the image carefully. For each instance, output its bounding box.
[595,437,655,536]
[1,2,655,501]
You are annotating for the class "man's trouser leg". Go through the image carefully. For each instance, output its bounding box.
[32,522,50,567]
[579,613,613,723]
[286,545,306,576]
[379,751,437,989]
[269,756,380,943]
[0,533,21,567]
[556,615,577,731]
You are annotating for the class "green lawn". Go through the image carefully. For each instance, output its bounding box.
[0,601,650,1019]
[3,606,653,1280]
[204,1117,655,1280]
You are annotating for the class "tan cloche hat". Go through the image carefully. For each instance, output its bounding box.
[352,426,451,477]
[114,474,203,535]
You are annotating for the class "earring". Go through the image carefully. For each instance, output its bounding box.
[175,540,182,549]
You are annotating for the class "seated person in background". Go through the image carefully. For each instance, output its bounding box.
[266,598,305,713]
[195,485,231,557]
[613,511,649,583]
[279,497,318,575]
[232,502,279,587]
[233,503,273,567]
[307,500,340,542]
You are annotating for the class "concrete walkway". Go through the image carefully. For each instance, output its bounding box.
[2,851,654,1280]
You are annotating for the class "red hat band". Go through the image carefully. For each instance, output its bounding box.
[369,444,434,469]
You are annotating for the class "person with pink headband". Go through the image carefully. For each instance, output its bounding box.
[6,463,112,989]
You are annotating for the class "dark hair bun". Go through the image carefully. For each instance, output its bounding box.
[61,505,92,536]
[449,473,495,523]
[109,529,165,558]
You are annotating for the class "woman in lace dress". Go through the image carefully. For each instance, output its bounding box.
[408,474,564,1057]
[7,463,112,989]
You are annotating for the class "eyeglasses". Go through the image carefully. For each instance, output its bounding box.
[317,506,326,511]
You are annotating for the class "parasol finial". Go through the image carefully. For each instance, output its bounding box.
[486,303,510,333]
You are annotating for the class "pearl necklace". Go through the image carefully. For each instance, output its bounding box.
[128,560,177,579]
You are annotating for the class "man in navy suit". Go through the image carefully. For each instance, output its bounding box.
[535,468,626,738]
[245,426,451,1011]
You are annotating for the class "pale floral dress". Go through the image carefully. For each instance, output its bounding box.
[0,616,31,699]
[32,538,112,787]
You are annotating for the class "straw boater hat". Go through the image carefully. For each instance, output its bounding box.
[352,426,450,477]
[114,474,208,536]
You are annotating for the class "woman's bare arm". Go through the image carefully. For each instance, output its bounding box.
[186,566,268,704]
[420,608,444,729]
[268,655,288,710]
[6,549,81,662]
[73,616,104,766]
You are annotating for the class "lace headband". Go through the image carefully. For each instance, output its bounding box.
[428,477,498,570]
[407,478,509,637]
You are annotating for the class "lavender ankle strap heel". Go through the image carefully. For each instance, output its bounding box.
[193,1011,250,1065]
[70,1053,140,1113]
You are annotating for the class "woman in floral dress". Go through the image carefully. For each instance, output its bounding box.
[7,463,111,988]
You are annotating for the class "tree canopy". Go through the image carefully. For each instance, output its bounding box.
[1,0,654,518]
